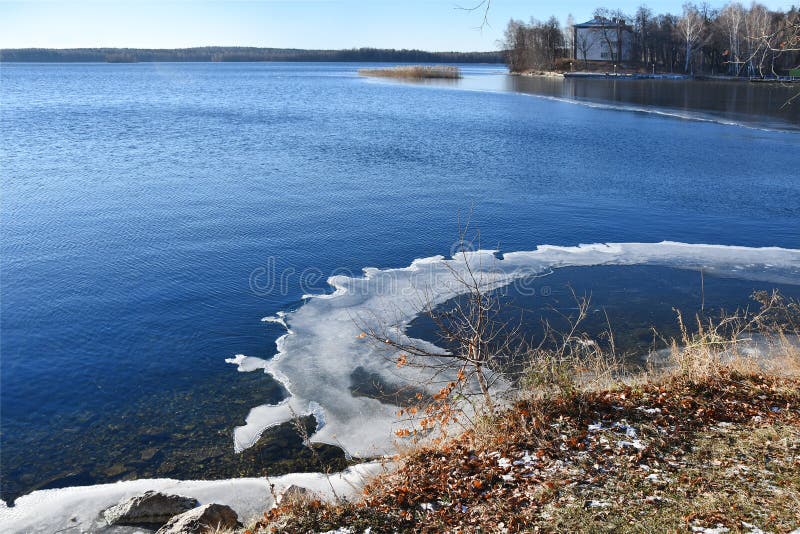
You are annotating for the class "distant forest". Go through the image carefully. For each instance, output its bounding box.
[504,3,800,75]
[0,47,504,63]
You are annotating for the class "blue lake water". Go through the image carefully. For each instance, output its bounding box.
[1,62,799,503]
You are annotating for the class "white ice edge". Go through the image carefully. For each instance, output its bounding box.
[514,91,796,133]
[230,241,800,457]
[0,462,388,534]
[224,353,269,373]
[261,311,290,331]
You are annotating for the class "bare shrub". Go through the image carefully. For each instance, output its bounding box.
[361,235,625,444]
[362,250,518,442]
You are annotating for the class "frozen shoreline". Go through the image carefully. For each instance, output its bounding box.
[5,242,798,533]
[228,242,800,459]
[0,461,388,533]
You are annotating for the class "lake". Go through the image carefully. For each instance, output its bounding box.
[1,62,798,504]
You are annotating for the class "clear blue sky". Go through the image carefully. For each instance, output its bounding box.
[0,0,795,51]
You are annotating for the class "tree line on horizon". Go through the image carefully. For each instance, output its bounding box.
[0,46,505,64]
[503,2,800,76]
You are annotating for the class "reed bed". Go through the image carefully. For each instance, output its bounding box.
[358,65,461,79]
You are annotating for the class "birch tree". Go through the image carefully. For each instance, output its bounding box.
[718,2,744,74]
[497,2,798,77]
[744,3,772,75]
[564,14,576,60]
[677,3,704,73]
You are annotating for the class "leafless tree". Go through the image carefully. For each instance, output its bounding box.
[593,8,629,63]
[635,5,654,63]
[677,3,705,73]
[503,19,529,72]
[744,8,800,104]
[564,14,576,60]
[499,3,798,77]
[742,3,771,75]
[742,3,800,78]
[502,17,564,72]
[718,2,745,74]
[576,30,593,68]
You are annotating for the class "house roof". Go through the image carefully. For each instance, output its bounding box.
[574,17,631,29]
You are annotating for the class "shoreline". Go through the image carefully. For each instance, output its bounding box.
[5,244,800,508]
[512,69,800,83]
[0,462,388,533]
[225,242,800,464]
[512,70,752,81]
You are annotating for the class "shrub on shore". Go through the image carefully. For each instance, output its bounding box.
[358,65,461,79]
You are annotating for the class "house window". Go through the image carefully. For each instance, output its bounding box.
[601,52,610,59]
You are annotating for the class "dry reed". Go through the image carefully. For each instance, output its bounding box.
[358,65,461,79]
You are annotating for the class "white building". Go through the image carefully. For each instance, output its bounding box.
[573,18,634,63]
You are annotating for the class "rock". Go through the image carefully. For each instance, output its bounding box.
[277,484,315,505]
[140,447,160,461]
[103,491,199,526]
[155,503,239,534]
[103,463,130,478]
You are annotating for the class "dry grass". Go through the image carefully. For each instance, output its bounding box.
[253,372,800,533]
[653,290,800,384]
[539,421,800,533]
[358,65,461,79]
[519,294,629,399]
[248,292,800,533]
[521,290,800,399]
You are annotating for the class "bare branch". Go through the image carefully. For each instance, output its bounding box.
[455,0,492,30]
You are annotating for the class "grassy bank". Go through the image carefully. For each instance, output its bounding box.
[247,293,800,533]
[358,65,461,79]
[251,373,799,533]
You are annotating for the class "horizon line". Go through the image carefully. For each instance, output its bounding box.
[0,45,502,53]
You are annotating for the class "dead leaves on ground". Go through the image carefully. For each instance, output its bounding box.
[262,372,800,533]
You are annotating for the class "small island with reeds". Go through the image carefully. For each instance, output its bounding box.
[358,65,461,79]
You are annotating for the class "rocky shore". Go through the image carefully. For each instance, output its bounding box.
[0,462,388,533]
